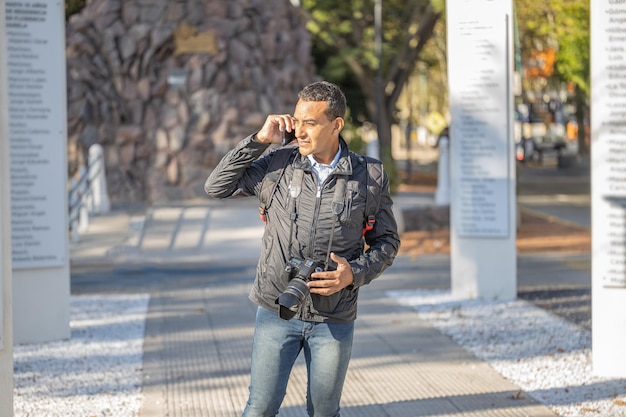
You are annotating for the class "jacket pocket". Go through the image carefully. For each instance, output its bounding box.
[340,180,366,227]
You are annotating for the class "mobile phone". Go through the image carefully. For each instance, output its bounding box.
[281,129,296,146]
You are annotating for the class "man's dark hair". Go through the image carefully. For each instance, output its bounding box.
[298,81,347,120]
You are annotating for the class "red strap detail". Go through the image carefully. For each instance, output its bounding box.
[362,216,376,237]
[259,207,267,224]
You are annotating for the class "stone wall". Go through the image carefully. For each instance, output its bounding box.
[66,0,316,203]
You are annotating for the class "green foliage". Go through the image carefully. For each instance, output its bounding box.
[515,0,590,156]
[553,1,590,93]
[300,1,441,191]
[301,1,440,124]
[65,0,85,20]
[514,0,590,93]
[431,0,445,14]
[343,128,368,155]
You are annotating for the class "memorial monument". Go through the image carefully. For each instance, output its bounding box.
[6,1,70,343]
[590,0,626,377]
[1,2,15,413]
[447,0,517,300]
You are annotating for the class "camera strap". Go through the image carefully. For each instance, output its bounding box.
[323,176,346,270]
[286,167,346,271]
[287,168,304,257]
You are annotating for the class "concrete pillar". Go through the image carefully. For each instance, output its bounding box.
[447,0,516,300]
[88,144,110,215]
[76,166,89,233]
[434,136,450,206]
[0,2,15,412]
[590,0,626,377]
[8,1,70,344]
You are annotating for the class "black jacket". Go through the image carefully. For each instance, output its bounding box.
[205,135,400,322]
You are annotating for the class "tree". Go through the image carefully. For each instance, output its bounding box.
[551,1,590,154]
[300,0,443,181]
[515,0,590,154]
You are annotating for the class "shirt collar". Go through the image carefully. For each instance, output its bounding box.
[307,144,342,169]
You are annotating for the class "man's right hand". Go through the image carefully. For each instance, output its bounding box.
[254,114,295,144]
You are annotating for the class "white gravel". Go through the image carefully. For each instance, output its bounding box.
[13,294,149,417]
[387,289,626,417]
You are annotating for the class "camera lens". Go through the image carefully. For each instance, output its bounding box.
[276,278,309,320]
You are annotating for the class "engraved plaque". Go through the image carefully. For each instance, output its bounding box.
[448,0,512,237]
[6,1,67,269]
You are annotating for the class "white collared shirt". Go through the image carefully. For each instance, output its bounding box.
[307,145,342,189]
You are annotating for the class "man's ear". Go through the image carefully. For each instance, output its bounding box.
[334,117,345,133]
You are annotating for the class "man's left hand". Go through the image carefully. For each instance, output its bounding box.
[308,253,354,296]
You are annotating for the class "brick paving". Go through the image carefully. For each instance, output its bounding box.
[70,195,581,416]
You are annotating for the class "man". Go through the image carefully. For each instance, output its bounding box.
[205,81,399,417]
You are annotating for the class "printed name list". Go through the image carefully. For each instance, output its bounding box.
[6,1,67,268]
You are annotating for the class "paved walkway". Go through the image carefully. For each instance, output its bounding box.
[69,191,587,416]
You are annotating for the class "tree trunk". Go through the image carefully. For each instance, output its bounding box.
[379,100,398,190]
[575,85,589,155]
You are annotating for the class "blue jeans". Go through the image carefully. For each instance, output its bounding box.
[242,306,355,417]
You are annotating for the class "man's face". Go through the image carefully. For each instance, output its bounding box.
[293,99,343,164]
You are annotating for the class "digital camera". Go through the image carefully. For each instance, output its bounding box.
[276,257,323,320]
